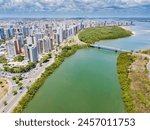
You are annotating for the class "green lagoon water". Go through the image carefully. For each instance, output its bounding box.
[24,49,124,112]
[23,22,150,113]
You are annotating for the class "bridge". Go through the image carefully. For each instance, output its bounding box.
[90,45,131,52]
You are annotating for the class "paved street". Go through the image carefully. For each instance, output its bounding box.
[0,57,55,113]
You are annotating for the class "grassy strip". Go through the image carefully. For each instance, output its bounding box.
[13,44,89,113]
[117,52,135,112]
[78,26,132,44]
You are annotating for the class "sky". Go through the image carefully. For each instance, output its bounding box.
[0,0,150,18]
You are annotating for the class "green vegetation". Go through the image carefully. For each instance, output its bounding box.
[13,55,24,62]
[24,39,27,44]
[78,26,132,44]
[0,39,4,43]
[12,75,23,88]
[18,82,23,89]
[40,53,52,63]
[0,57,7,64]
[117,52,150,112]
[0,37,13,43]
[12,75,23,81]
[18,82,23,87]
[13,44,89,113]
[117,52,135,112]
[15,80,19,84]
[3,101,7,106]
[12,76,16,80]
[128,56,150,112]
[13,90,18,95]
[141,49,150,55]
[4,62,35,73]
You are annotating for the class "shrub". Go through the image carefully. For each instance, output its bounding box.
[117,52,135,112]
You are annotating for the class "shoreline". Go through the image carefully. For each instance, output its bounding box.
[121,26,136,35]
[11,26,133,113]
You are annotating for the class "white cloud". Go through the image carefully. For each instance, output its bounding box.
[0,0,150,12]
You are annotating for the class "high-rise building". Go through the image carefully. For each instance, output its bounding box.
[22,26,29,37]
[28,44,38,63]
[57,28,64,43]
[35,33,44,41]
[37,39,44,55]
[53,33,60,45]
[4,29,10,38]
[17,35,24,47]
[24,44,29,60]
[9,25,14,37]
[13,38,22,55]
[63,29,67,40]
[6,41,16,58]
[27,36,37,45]
[6,38,22,58]
[37,37,53,55]
[48,26,53,37]
[44,37,53,53]
[50,38,54,50]
[0,27,5,39]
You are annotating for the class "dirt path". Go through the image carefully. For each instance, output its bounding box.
[133,52,150,78]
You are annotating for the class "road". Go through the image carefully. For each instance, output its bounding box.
[0,57,55,113]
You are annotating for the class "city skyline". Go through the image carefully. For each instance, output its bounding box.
[0,0,150,18]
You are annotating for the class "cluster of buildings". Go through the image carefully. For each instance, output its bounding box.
[0,26,14,39]
[0,19,134,64]
[0,20,87,64]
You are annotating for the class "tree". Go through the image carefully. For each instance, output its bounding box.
[12,76,16,80]
[19,86,23,90]
[3,101,7,106]
[48,53,52,58]
[18,82,23,87]
[15,80,19,84]
[13,55,24,62]
[18,75,23,80]
[0,57,7,64]
[13,90,18,95]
